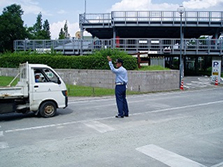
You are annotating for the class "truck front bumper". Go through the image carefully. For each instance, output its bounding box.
[62,90,68,108]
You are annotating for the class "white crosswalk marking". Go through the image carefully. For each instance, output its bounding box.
[0,126,9,149]
[0,131,3,137]
[136,144,206,167]
[84,121,115,133]
[0,142,9,149]
[0,130,9,149]
[184,77,213,89]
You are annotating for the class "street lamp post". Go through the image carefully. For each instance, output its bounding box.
[80,0,87,55]
[177,5,185,88]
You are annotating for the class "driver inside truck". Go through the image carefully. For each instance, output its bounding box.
[35,73,40,82]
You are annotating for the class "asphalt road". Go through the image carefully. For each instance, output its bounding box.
[183,76,215,90]
[1,87,223,167]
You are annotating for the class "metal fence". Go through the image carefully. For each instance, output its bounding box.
[80,11,223,26]
[14,38,223,55]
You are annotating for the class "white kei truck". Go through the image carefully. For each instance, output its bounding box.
[0,62,68,118]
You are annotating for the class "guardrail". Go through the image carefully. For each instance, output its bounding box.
[14,38,223,55]
[80,11,223,25]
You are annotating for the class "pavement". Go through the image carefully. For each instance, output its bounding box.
[0,86,223,167]
[183,76,222,90]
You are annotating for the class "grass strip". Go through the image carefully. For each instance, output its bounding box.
[0,76,140,97]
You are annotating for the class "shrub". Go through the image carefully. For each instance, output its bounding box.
[0,49,137,70]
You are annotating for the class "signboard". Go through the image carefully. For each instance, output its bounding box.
[212,60,221,83]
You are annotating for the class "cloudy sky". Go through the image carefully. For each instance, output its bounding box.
[0,0,223,39]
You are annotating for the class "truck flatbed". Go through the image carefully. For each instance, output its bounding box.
[0,87,24,99]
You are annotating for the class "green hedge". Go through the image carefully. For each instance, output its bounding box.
[0,49,137,70]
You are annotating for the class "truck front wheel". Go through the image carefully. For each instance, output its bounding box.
[39,101,57,118]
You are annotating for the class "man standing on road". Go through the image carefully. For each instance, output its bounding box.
[107,56,129,118]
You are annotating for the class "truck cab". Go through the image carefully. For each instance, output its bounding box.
[0,62,68,118]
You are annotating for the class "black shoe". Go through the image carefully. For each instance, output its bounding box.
[124,115,129,117]
[115,115,124,118]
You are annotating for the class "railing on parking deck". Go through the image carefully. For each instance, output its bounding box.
[14,38,223,55]
[80,11,223,26]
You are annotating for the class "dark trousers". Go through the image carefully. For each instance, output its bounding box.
[115,84,129,116]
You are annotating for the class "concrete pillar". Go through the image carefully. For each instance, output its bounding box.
[80,27,84,55]
[113,28,116,48]
[214,31,219,49]
[195,56,199,75]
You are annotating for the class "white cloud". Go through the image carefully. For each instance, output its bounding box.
[110,0,178,11]
[109,0,223,11]
[0,0,50,15]
[110,0,150,11]
[183,0,223,9]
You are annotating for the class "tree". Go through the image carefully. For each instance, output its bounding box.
[0,4,26,52]
[59,28,65,39]
[29,13,51,39]
[2,3,23,16]
[58,21,70,39]
[43,19,51,39]
[25,26,36,39]
[33,13,42,33]
[64,20,70,39]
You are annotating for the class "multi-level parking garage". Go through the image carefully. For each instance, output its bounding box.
[15,11,223,54]
[79,11,223,55]
[14,11,223,74]
[80,11,223,39]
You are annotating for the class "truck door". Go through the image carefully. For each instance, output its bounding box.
[30,67,65,111]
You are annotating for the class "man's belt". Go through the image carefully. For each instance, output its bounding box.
[115,82,125,85]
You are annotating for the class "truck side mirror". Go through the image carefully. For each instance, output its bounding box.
[58,79,61,84]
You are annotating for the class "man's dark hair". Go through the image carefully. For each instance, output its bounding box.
[116,59,123,65]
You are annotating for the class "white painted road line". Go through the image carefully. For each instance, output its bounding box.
[0,130,9,149]
[0,131,3,137]
[5,100,223,133]
[136,144,206,167]
[0,142,9,149]
[211,162,223,167]
[145,100,223,115]
[84,121,115,133]
[5,116,114,133]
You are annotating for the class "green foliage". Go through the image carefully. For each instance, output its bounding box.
[33,13,42,32]
[30,12,51,39]
[139,65,170,71]
[0,49,137,70]
[2,4,23,16]
[0,4,26,52]
[59,21,70,39]
[59,28,66,39]
[43,19,51,39]
[0,4,51,53]
[90,49,137,70]
[64,20,70,38]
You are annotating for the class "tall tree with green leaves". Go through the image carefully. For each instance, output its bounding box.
[43,19,51,39]
[64,20,70,39]
[59,28,65,39]
[33,12,42,34]
[29,12,51,39]
[25,26,35,39]
[0,4,26,52]
[58,21,70,39]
